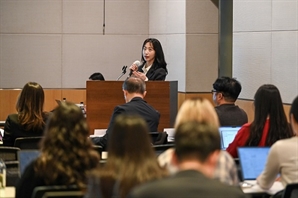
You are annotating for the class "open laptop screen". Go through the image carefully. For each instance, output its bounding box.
[219,126,241,150]
[238,147,270,180]
[18,150,40,176]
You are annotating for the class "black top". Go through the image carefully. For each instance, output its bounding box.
[92,97,160,150]
[215,104,248,127]
[129,170,248,198]
[138,62,167,81]
[16,160,46,198]
[3,113,50,146]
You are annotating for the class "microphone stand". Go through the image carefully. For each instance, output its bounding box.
[117,66,127,81]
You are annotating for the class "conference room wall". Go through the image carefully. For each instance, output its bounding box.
[0,0,149,88]
[233,0,298,104]
[149,0,219,92]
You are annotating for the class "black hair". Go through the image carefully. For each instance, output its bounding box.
[290,96,298,122]
[246,84,293,146]
[89,72,105,80]
[140,38,167,73]
[212,76,242,102]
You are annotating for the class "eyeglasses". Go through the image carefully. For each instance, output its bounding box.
[211,89,217,93]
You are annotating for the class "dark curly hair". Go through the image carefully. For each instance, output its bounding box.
[35,102,100,188]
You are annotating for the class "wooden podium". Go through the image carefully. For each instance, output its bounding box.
[86,80,178,134]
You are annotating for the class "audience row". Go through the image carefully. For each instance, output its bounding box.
[0,76,297,198]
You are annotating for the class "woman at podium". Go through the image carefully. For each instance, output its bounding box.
[129,38,168,81]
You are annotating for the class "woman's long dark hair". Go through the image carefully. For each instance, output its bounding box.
[246,84,293,146]
[98,115,167,198]
[141,38,167,73]
[16,82,45,131]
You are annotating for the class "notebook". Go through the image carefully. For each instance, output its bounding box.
[238,147,270,180]
[18,150,40,176]
[219,126,241,150]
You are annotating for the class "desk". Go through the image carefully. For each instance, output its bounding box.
[242,180,284,196]
[0,187,15,198]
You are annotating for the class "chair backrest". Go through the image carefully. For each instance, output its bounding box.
[14,136,43,149]
[152,144,175,156]
[41,191,84,198]
[32,185,81,198]
[0,146,20,161]
[5,160,20,186]
[282,183,298,198]
[93,145,103,159]
[150,132,168,145]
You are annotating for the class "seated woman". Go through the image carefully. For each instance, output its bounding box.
[16,102,100,198]
[85,115,168,198]
[226,84,293,158]
[157,98,240,185]
[3,82,51,146]
[257,96,298,190]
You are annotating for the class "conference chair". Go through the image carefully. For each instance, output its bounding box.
[282,183,298,198]
[149,132,168,145]
[14,136,43,149]
[0,146,20,161]
[93,145,103,159]
[32,185,82,198]
[5,160,20,186]
[152,143,175,156]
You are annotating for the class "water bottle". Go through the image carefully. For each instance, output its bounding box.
[0,159,6,188]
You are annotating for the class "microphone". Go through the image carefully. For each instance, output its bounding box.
[117,65,128,81]
[129,60,141,76]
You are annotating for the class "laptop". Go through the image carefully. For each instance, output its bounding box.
[238,147,270,181]
[164,128,175,142]
[18,150,40,176]
[219,126,241,150]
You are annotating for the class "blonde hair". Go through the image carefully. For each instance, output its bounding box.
[175,98,219,128]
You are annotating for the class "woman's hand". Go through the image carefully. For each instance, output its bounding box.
[132,71,147,81]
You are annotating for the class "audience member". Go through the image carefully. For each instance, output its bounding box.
[226,84,293,158]
[157,98,240,185]
[89,72,105,80]
[15,102,100,198]
[3,82,50,146]
[257,96,298,190]
[212,76,248,126]
[129,122,247,198]
[85,115,168,198]
[129,38,167,81]
[92,77,160,150]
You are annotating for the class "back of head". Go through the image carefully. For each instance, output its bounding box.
[122,77,146,94]
[104,114,165,198]
[290,96,298,125]
[108,114,154,161]
[212,76,242,102]
[253,84,284,123]
[141,38,167,72]
[247,84,292,146]
[89,72,105,80]
[16,82,45,130]
[175,121,221,163]
[37,102,99,186]
[42,102,90,149]
[174,98,219,128]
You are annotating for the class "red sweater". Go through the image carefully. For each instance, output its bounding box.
[226,119,270,158]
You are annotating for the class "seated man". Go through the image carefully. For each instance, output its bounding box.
[91,77,160,150]
[129,122,247,198]
[212,76,248,126]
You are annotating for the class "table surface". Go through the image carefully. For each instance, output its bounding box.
[0,187,15,198]
[241,180,284,195]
